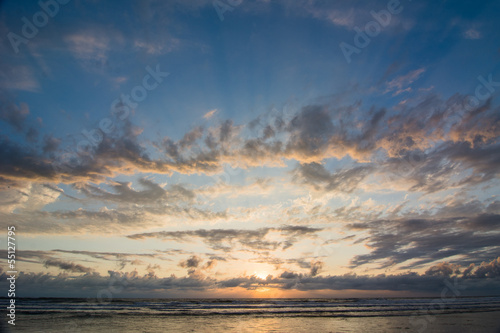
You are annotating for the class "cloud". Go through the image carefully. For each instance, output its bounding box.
[0,98,30,131]
[53,249,179,260]
[75,178,170,204]
[42,135,61,154]
[203,259,217,270]
[310,261,323,277]
[0,249,94,273]
[347,211,500,269]
[0,182,61,213]
[0,65,39,92]
[380,141,500,193]
[203,109,218,119]
[293,162,373,193]
[281,2,363,29]
[3,257,500,297]
[25,127,39,143]
[384,68,425,96]
[464,28,481,40]
[1,200,227,235]
[249,256,320,273]
[424,262,461,277]
[0,89,497,202]
[43,258,94,273]
[134,37,180,55]
[473,257,500,278]
[325,9,356,27]
[128,225,322,252]
[52,249,172,269]
[0,174,226,235]
[285,105,335,159]
[0,249,53,264]
[217,257,500,293]
[0,269,216,298]
[64,31,110,62]
[179,255,202,268]
[305,7,357,28]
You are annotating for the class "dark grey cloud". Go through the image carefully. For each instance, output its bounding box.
[3,257,499,297]
[0,269,216,298]
[75,178,196,205]
[293,162,372,193]
[42,135,61,154]
[347,212,500,269]
[179,255,202,268]
[0,94,29,132]
[178,255,218,276]
[382,141,500,193]
[52,249,170,269]
[310,261,323,277]
[0,119,169,184]
[76,178,167,204]
[285,105,335,157]
[180,126,204,148]
[0,138,57,182]
[25,127,38,143]
[0,249,94,273]
[473,257,500,278]
[0,249,53,264]
[219,120,233,142]
[203,259,217,270]
[217,257,500,293]
[43,258,94,273]
[424,262,461,277]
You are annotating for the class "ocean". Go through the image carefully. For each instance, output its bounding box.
[1,297,500,332]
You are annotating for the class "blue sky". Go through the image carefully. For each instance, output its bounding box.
[0,0,499,298]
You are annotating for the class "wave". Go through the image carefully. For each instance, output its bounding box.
[2,296,500,318]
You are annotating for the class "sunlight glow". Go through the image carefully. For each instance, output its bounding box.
[255,272,269,280]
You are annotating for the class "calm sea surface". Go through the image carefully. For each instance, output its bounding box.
[1,297,500,332]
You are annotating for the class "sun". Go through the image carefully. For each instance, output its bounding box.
[255,271,268,280]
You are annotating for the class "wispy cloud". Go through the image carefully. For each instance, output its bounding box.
[348,205,500,269]
[203,109,218,119]
[384,68,426,96]
[0,65,39,92]
[464,28,481,40]
[64,32,110,62]
[128,226,322,252]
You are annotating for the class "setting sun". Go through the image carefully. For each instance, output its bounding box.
[255,272,269,280]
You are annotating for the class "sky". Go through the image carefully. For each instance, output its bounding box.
[0,0,499,298]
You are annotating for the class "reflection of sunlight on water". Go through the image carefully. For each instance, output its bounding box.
[233,317,283,333]
[10,304,500,332]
